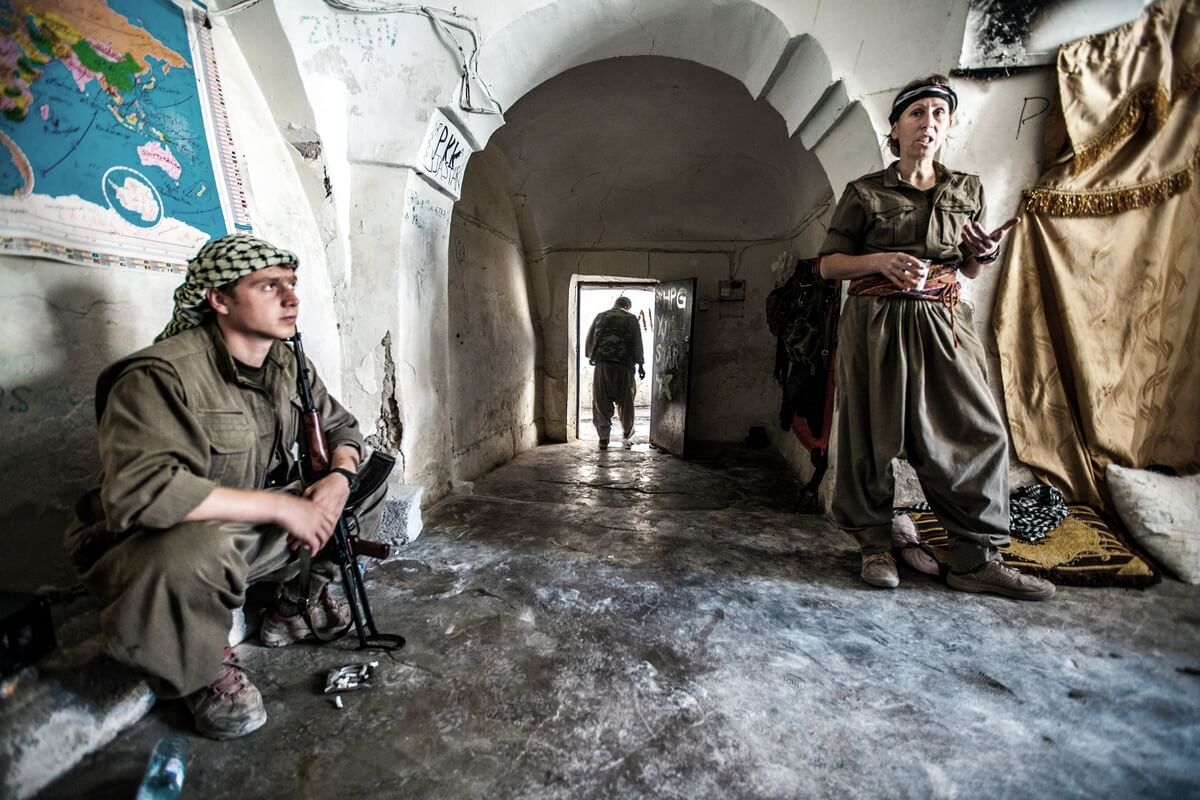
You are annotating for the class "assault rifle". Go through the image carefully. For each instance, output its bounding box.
[290,331,405,651]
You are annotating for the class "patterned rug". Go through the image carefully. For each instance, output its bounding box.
[909,505,1160,587]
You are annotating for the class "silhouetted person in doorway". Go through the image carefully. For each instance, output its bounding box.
[585,296,644,449]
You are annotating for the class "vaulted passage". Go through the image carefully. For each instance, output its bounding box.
[447,56,834,463]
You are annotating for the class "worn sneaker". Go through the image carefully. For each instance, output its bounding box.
[861,552,899,588]
[946,560,1056,601]
[261,582,351,648]
[185,646,267,740]
[622,437,634,449]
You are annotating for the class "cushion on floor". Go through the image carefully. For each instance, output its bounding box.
[1107,465,1200,585]
[908,505,1160,587]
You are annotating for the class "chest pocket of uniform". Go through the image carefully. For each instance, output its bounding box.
[934,195,975,251]
[198,410,255,485]
[869,202,918,248]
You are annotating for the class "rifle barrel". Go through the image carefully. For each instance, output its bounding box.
[290,332,318,412]
[291,331,330,474]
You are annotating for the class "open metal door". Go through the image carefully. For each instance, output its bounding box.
[650,278,696,457]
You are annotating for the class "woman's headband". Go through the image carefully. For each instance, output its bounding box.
[888,84,958,124]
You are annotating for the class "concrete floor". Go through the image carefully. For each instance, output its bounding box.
[42,439,1200,799]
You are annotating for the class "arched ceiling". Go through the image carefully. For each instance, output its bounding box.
[475,0,794,118]
[485,56,833,249]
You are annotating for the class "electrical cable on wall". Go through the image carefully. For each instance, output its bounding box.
[209,0,502,115]
[208,0,265,16]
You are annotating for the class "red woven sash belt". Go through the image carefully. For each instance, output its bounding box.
[847,263,963,347]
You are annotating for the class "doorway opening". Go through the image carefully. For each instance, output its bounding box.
[575,282,656,443]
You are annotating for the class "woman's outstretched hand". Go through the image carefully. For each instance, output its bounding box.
[961,217,1019,260]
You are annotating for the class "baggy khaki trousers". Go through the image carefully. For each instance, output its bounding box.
[592,361,636,441]
[82,481,387,698]
[832,296,1011,572]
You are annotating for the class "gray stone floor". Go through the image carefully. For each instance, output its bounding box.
[41,440,1200,799]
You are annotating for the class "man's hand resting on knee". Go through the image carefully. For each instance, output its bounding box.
[275,492,340,554]
[182,485,344,555]
[302,473,351,527]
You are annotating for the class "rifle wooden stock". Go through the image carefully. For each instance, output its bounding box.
[300,411,331,474]
[350,538,391,560]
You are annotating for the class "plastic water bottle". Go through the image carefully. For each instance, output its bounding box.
[135,733,189,799]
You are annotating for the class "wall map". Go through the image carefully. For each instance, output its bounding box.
[0,0,250,271]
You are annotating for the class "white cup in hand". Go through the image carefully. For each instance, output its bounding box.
[913,259,931,292]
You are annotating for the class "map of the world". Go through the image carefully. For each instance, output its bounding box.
[0,0,250,271]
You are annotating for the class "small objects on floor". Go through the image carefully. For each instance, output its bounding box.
[333,695,344,709]
[323,661,379,694]
[135,733,189,800]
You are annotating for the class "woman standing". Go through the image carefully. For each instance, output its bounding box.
[818,75,1053,600]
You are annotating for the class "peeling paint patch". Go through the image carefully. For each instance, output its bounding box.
[289,140,322,161]
[300,46,362,94]
[279,124,323,161]
[366,331,404,458]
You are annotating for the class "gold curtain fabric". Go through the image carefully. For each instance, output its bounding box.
[994,0,1200,506]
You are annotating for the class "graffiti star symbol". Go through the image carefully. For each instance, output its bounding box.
[657,372,674,401]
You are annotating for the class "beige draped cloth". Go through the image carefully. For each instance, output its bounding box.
[994,0,1200,506]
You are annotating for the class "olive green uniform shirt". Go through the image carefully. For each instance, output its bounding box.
[66,323,364,568]
[819,161,986,262]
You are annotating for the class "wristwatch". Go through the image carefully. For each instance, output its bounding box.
[974,248,1000,263]
[331,467,360,493]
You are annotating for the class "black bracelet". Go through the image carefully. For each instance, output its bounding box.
[331,467,360,493]
[974,249,1000,264]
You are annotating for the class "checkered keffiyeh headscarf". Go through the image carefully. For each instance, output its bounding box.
[156,234,298,341]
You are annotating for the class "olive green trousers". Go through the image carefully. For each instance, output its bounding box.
[82,482,386,698]
[592,361,636,441]
[832,296,1011,572]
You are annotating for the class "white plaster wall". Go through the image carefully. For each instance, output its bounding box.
[447,148,541,481]
[224,1,354,292]
[273,0,468,168]
[0,18,337,590]
[0,261,180,590]
[395,172,455,490]
[333,163,458,495]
